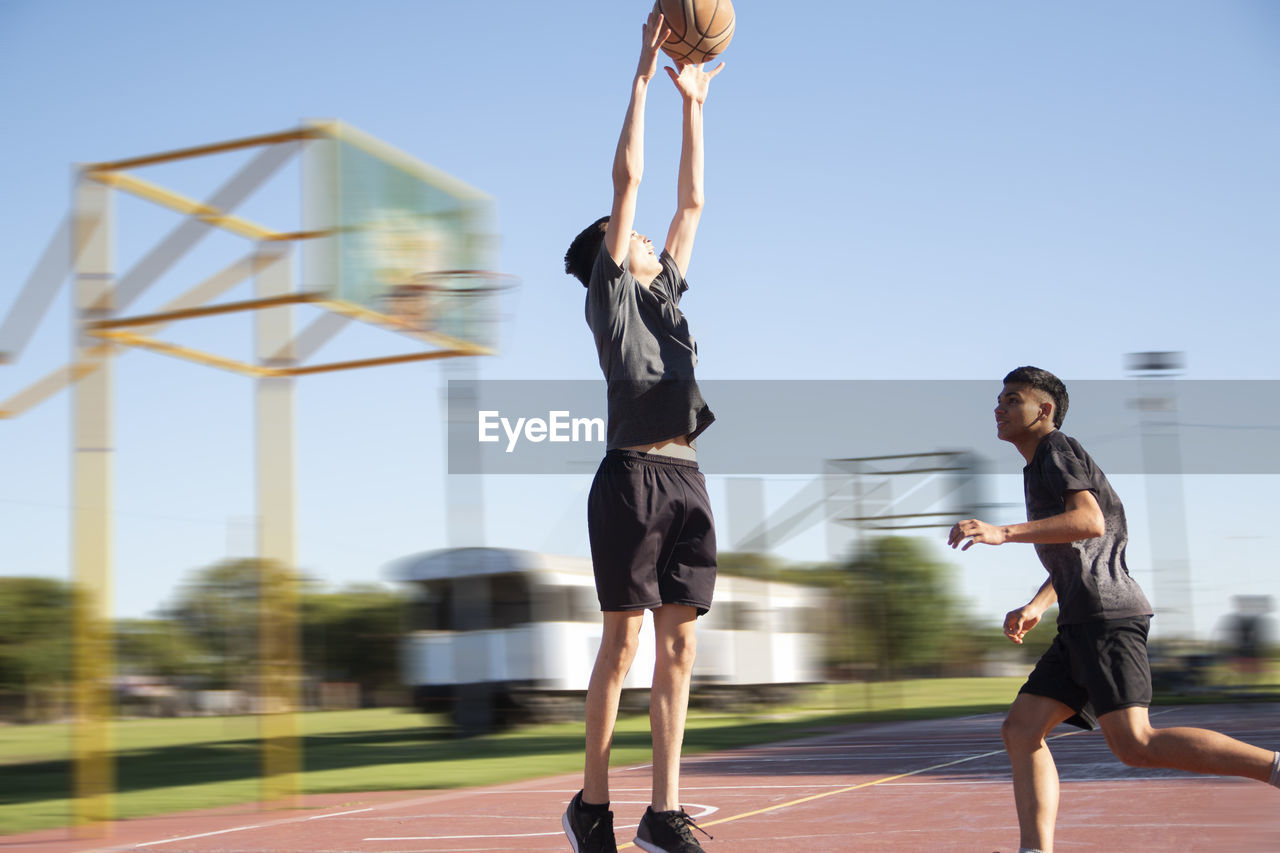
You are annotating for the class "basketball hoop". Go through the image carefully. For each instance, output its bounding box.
[379,269,517,346]
[412,269,520,294]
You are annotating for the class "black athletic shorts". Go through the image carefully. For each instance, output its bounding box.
[1020,616,1153,731]
[587,449,717,616]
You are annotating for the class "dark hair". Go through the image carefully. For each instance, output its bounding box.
[1003,366,1068,428]
[564,216,610,287]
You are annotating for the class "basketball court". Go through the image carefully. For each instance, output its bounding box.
[7,702,1277,853]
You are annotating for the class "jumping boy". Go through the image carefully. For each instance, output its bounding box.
[949,366,1280,853]
[559,10,723,853]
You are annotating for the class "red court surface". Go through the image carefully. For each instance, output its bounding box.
[6,703,1279,852]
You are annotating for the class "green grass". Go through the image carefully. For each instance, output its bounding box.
[0,677,1027,836]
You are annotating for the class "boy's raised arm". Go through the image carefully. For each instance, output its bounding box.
[604,10,670,267]
[664,60,724,277]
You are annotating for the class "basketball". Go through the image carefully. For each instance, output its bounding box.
[655,0,735,65]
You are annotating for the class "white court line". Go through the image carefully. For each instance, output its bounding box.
[876,779,1010,786]
[463,784,856,794]
[97,788,490,850]
[872,778,1220,787]
[135,825,263,847]
[305,807,375,820]
[364,803,717,842]
[368,830,565,840]
[679,751,999,763]
[129,804,378,847]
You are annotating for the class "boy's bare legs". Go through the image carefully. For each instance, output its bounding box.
[1004,699,1279,853]
[584,610,645,804]
[1099,706,1276,780]
[650,603,698,812]
[1002,693,1075,853]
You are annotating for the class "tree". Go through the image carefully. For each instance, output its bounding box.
[164,559,308,690]
[839,536,975,678]
[115,618,207,681]
[301,584,405,704]
[165,560,406,703]
[0,577,74,720]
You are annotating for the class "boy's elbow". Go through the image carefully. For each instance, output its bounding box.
[679,192,705,213]
[613,169,641,192]
[1084,511,1106,539]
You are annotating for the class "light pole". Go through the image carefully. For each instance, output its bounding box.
[1125,351,1195,642]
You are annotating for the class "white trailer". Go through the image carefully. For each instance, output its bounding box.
[393,548,823,727]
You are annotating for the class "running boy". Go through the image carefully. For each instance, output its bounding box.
[949,366,1280,853]
[559,9,723,853]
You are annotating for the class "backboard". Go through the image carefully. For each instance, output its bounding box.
[302,120,499,344]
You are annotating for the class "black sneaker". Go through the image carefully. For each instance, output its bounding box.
[562,790,617,853]
[634,806,713,853]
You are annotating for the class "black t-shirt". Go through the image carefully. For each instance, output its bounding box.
[1024,430,1153,625]
[584,244,714,449]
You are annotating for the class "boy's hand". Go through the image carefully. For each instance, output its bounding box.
[948,518,1008,550]
[637,9,671,81]
[665,61,725,105]
[1003,605,1044,644]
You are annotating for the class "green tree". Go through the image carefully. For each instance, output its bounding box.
[302,584,405,704]
[0,577,74,720]
[164,559,308,690]
[839,536,974,678]
[714,551,786,579]
[165,560,405,703]
[115,618,207,681]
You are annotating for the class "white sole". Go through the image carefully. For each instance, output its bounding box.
[562,811,580,852]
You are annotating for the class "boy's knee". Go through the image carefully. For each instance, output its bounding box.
[671,633,697,669]
[599,622,642,666]
[1109,741,1153,767]
[1104,730,1153,767]
[1001,712,1045,753]
[1000,715,1024,750]
[657,630,697,672]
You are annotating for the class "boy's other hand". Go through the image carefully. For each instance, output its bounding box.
[665,61,725,105]
[638,9,671,80]
[1003,606,1043,644]
[948,518,1008,550]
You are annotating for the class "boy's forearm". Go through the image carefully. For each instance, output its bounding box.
[676,96,705,211]
[613,76,651,191]
[1028,577,1057,612]
[1001,506,1105,545]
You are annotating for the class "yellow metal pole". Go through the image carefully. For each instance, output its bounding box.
[71,175,115,834]
[86,291,323,331]
[88,331,273,378]
[0,353,107,420]
[254,244,300,807]
[87,171,281,242]
[83,127,320,173]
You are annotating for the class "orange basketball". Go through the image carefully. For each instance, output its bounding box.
[655,0,735,65]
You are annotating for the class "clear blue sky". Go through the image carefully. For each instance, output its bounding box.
[2,1,1278,637]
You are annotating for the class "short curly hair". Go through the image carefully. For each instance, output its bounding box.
[564,216,610,287]
[1003,365,1069,428]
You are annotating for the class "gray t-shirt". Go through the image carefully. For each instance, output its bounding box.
[1024,430,1153,625]
[585,244,714,450]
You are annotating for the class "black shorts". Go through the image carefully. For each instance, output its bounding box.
[587,449,717,616]
[1020,616,1153,731]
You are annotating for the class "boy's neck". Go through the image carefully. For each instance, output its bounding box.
[1015,427,1056,465]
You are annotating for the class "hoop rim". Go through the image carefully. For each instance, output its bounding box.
[408,269,519,293]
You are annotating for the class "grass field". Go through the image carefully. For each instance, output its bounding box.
[0,677,1029,836]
